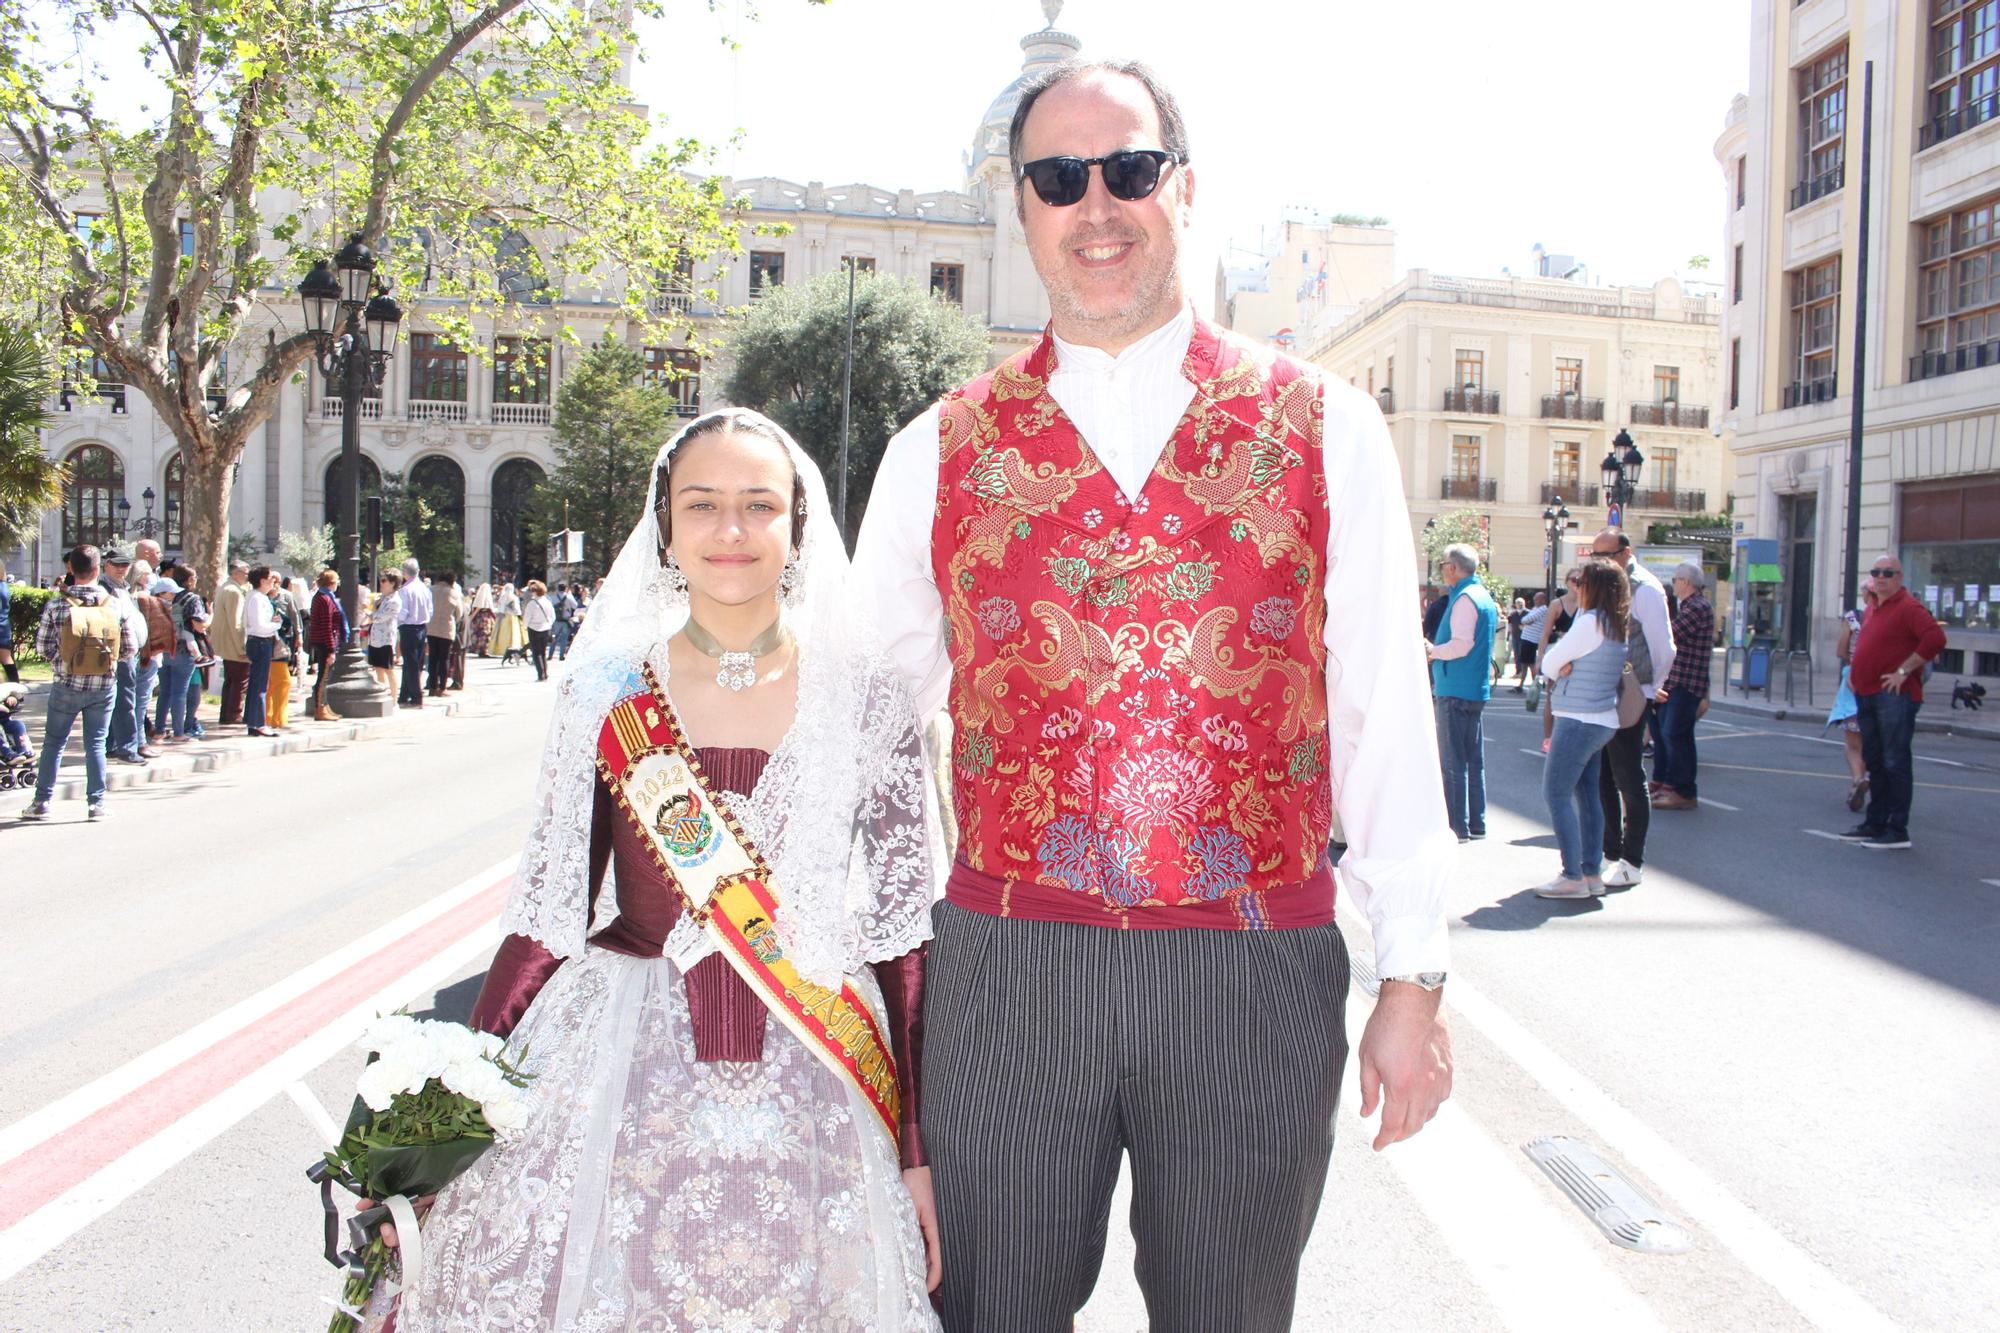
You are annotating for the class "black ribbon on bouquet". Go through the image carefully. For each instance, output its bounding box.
[306,1158,388,1275]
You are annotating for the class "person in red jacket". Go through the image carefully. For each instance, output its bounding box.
[306,569,349,721]
[1840,554,1948,850]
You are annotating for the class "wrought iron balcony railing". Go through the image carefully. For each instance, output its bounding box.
[1630,402,1710,428]
[1440,477,1497,501]
[1782,377,1838,408]
[1540,394,1604,420]
[1442,387,1500,414]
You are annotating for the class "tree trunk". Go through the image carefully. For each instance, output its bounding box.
[183,453,236,597]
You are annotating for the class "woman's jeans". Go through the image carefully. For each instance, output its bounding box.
[244,635,275,730]
[1544,716,1616,880]
[162,649,199,736]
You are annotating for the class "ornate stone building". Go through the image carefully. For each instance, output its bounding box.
[1309,270,1730,595]
[17,5,1077,583]
[1720,0,2000,689]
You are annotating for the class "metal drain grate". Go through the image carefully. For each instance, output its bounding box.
[1524,1135,1693,1254]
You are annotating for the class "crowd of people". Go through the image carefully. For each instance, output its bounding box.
[9,535,597,820]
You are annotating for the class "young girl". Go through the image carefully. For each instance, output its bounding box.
[371,410,942,1331]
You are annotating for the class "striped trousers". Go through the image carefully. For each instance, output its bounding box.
[922,901,1351,1332]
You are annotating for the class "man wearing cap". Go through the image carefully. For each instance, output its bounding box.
[98,548,152,766]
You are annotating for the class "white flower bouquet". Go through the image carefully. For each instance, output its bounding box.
[307,1013,532,1333]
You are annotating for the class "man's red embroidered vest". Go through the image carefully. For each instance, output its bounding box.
[931,318,1335,926]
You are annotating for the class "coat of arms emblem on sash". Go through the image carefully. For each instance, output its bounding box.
[653,788,717,866]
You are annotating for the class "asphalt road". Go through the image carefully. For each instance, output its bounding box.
[0,664,1993,1332]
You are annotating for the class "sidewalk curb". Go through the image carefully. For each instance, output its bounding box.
[1703,692,2000,743]
[41,695,470,802]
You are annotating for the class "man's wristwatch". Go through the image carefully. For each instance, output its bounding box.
[1382,972,1447,991]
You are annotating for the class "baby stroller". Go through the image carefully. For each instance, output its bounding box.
[0,685,33,790]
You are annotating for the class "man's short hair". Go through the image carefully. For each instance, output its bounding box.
[1442,544,1481,577]
[1673,562,1705,586]
[1007,58,1191,192]
[249,564,272,587]
[229,559,250,574]
[65,544,101,575]
[402,558,421,580]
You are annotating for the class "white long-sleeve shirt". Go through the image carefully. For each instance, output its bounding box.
[853,309,1455,977]
[1627,560,1677,695]
[244,589,279,640]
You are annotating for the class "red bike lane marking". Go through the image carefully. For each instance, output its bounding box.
[0,876,509,1234]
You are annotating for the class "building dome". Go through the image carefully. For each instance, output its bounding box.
[968,2,1082,184]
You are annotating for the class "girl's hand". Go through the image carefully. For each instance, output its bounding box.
[355,1194,436,1249]
[901,1167,943,1292]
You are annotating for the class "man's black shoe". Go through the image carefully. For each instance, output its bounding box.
[1838,823,1884,840]
[1862,831,1912,850]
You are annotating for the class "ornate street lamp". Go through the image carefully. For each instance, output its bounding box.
[1600,427,1645,515]
[299,234,402,719]
[115,496,132,537]
[1542,499,1572,600]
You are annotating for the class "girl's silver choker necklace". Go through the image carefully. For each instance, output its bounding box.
[682,617,786,691]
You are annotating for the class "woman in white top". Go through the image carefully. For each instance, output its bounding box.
[1533,560,1631,900]
[365,572,400,691]
[242,565,282,736]
[521,579,556,681]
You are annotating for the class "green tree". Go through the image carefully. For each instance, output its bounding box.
[0,322,65,554]
[722,270,989,544]
[276,523,335,576]
[543,343,674,575]
[379,468,469,582]
[0,0,776,595]
[1422,508,1513,608]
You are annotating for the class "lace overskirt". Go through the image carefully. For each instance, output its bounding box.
[398,948,937,1333]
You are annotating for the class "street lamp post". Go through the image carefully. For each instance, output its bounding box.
[1600,427,1646,518]
[1542,498,1572,600]
[299,235,403,719]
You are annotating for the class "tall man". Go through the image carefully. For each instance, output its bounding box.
[856,60,1453,1332]
[1650,562,1715,811]
[20,545,134,821]
[1588,528,1675,886]
[1425,544,1497,841]
[1841,554,1946,850]
[394,557,433,707]
[98,548,150,765]
[210,559,251,725]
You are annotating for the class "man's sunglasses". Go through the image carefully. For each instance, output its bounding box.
[1869,567,1901,578]
[1018,150,1181,207]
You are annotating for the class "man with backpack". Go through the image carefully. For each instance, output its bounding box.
[21,545,135,821]
[551,582,578,661]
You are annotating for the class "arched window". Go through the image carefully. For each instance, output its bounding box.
[62,445,124,548]
[163,453,185,551]
[323,454,383,533]
[489,458,547,585]
[406,454,467,577]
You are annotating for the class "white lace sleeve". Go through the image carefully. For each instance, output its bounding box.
[848,663,942,966]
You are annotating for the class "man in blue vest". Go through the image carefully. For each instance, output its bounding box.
[1425,544,1499,842]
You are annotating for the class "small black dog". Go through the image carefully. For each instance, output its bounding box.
[1951,680,1987,711]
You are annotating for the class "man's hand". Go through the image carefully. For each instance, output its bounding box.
[902,1167,943,1292]
[1357,984,1453,1151]
[1655,684,1671,704]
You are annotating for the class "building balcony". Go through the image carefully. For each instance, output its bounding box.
[1909,340,2000,381]
[1919,95,1998,151]
[1375,389,1395,415]
[316,396,384,421]
[408,398,469,423]
[1782,377,1838,408]
[1542,482,1600,506]
[56,383,126,413]
[1789,163,1844,211]
[1630,401,1710,429]
[646,288,693,317]
[1625,488,1707,513]
[1540,394,1604,421]
[492,401,552,426]
[1442,387,1500,415]
[1440,477,1497,502]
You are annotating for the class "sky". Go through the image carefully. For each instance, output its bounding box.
[631,0,1754,296]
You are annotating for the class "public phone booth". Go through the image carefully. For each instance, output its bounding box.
[1730,538,1783,692]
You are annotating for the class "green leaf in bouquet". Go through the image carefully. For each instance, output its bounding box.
[362,1136,497,1203]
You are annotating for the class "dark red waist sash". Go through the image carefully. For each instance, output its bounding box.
[945,857,1336,931]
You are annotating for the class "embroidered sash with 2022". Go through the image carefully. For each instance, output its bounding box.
[595,662,900,1143]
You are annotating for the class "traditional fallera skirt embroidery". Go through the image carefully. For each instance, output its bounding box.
[395,949,935,1333]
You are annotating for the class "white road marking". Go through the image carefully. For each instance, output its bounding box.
[1339,995,1666,1332]
[0,855,515,1170]
[0,920,500,1284]
[1520,748,1547,758]
[1803,829,1854,842]
[1982,879,2000,889]
[287,1080,344,1149]
[1444,976,1896,1333]
[1697,797,1741,811]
